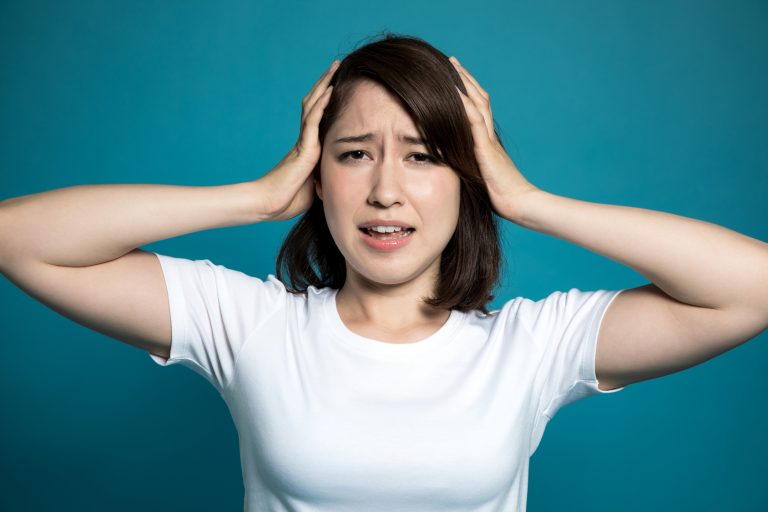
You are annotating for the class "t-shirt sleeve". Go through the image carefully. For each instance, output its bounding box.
[147,252,287,395]
[518,287,627,421]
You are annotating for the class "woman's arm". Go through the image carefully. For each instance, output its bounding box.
[0,181,267,269]
[451,55,768,390]
[0,179,271,357]
[451,53,768,316]
[0,59,339,271]
[512,189,768,313]
[511,189,768,389]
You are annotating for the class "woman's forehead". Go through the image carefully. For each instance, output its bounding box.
[331,101,423,142]
[340,80,412,117]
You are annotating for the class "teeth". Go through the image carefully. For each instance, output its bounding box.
[368,226,405,233]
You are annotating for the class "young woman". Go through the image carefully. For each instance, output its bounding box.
[1,33,766,512]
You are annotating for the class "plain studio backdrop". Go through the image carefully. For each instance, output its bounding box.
[1,0,766,511]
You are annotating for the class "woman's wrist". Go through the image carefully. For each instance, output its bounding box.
[500,185,546,227]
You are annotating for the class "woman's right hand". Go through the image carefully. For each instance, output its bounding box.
[255,59,339,222]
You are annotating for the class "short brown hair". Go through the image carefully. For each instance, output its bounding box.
[275,31,507,315]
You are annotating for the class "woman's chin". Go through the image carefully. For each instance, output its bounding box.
[345,259,438,289]
[359,272,414,287]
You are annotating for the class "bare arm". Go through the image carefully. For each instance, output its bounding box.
[0,181,267,269]
[0,60,335,358]
[0,179,274,358]
[449,56,768,392]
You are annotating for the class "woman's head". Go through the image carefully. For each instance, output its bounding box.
[276,32,505,314]
[316,77,462,303]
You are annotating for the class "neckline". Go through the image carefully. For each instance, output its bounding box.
[321,287,466,359]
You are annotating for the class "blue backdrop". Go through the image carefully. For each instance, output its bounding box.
[1,1,766,510]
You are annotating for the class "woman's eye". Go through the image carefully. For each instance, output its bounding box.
[409,153,437,164]
[339,150,369,162]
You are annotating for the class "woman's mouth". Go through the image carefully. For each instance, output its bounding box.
[359,227,416,240]
[358,227,416,251]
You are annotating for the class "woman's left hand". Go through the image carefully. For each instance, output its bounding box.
[450,56,540,222]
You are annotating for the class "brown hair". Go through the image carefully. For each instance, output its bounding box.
[275,31,507,315]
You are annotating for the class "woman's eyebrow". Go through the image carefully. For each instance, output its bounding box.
[332,133,426,146]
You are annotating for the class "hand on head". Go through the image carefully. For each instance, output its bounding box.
[257,59,340,221]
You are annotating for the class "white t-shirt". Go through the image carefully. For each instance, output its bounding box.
[148,252,626,512]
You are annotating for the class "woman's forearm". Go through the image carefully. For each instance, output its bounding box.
[0,180,268,268]
[509,188,768,313]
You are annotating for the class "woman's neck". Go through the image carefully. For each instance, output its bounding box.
[335,271,449,339]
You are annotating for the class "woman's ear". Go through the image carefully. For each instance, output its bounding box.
[314,177,323,201]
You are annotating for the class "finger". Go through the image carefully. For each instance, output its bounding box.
[454,62,495,142]
[298,85,334,153]
[451,57,489,100]
[302,60,339,118]
[305,59,339,102]
[455,84,495,154]
[302,60,340,122]
[450,58,495,142]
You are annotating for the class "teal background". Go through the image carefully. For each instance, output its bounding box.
[1,0,766,510]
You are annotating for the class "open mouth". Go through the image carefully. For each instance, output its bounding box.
[359,227,416,240]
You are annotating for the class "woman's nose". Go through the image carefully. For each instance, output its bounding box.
[367,159,405,208]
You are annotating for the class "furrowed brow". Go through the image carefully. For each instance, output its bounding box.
[332,132,427,146]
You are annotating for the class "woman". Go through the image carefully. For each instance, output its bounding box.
[1,33,766,511]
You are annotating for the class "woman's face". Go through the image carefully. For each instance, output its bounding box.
[316,79,461,289]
